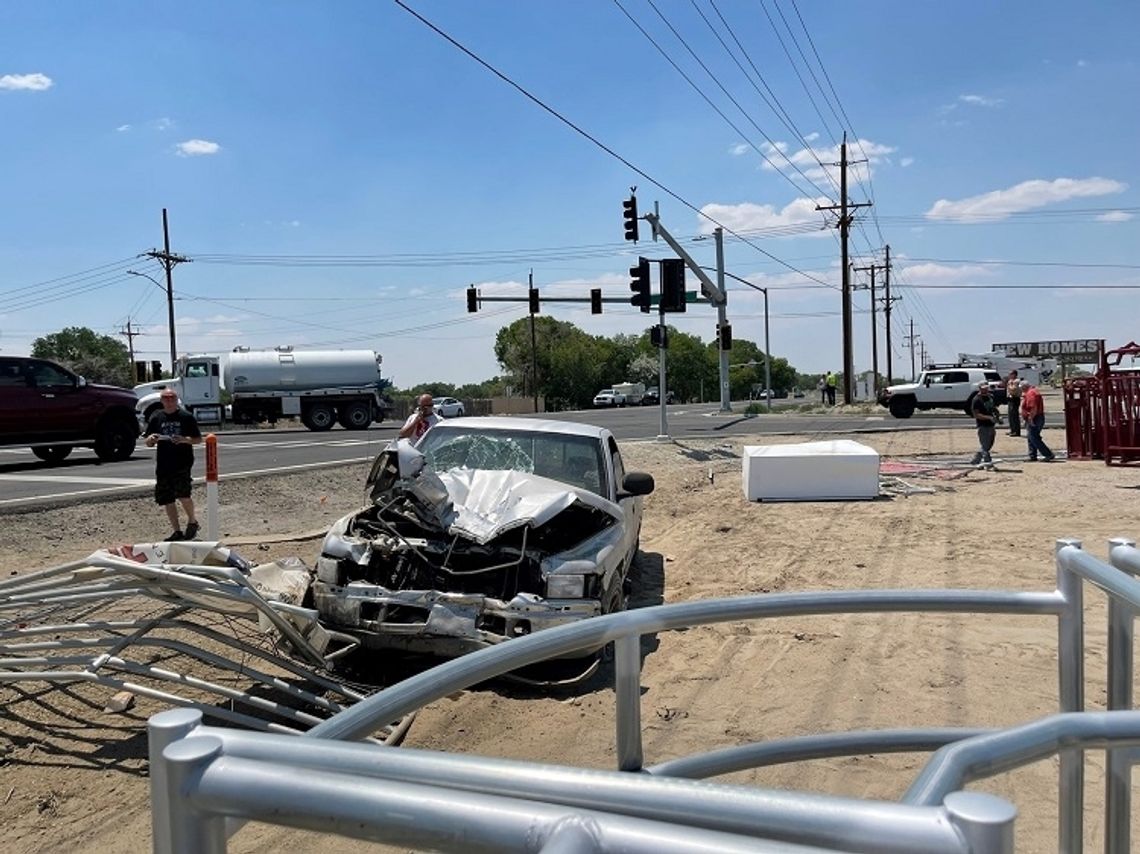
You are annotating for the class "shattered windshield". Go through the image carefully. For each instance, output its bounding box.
[417,427,608,497]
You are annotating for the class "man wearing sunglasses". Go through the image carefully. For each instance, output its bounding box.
[399,393,440,441]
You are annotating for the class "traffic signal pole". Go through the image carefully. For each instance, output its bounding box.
[714,229,730,412]
[642,212,731,413]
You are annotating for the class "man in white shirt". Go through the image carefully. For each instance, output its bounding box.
[399,393,440,440]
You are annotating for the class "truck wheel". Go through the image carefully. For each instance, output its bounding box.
[94,414,138,461]
[302,403,335,432]
[32,445,72,464]
[888,396,915,419]
[338,401,372,430]
[143,403,163,423]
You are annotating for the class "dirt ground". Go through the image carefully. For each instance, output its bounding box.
[2,418,1140,853]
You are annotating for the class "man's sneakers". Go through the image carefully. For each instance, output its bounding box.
[163,522,199,542]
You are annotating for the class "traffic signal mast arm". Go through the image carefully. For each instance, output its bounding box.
[643,213,725,305]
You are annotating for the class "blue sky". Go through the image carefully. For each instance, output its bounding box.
[1,1,1136,387]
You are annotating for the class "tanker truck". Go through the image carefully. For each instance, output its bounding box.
[134,347,393,432]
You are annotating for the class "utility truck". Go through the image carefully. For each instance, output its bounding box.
[135,347,393,431]
[957,352,1058,387]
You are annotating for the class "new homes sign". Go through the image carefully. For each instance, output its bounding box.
[991,339,1103,362]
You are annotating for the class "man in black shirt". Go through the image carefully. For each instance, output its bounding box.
[145,389,203,541]
[970,381,997,469]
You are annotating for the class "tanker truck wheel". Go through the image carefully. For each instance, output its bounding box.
[302,403,335,432]
[338,401,372,430]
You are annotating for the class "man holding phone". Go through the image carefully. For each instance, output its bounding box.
[144,389,202,540]
[399,393,440,441]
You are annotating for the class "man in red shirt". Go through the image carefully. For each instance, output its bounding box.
[1018,379,1055,462]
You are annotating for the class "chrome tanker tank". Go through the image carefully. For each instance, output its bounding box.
[223,347,382,392]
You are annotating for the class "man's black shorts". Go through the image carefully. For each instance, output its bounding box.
[155,469,193,505]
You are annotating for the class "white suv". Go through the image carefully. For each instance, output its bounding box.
[879,366,1007,419]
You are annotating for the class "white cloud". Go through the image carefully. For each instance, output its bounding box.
[151,117,174,131]
[804,132,819,142]
[958,94,1004,108]
[697,197,831,236]
[757,137,896,187]
[175,139,221,157]
[896,262,995,284]
[729,142,749,156]
[289,220,301,227]
[0,72,53,91]
[925,177,1127,221]
[1096,210,1134,223]
[1077,59,1088,67]
[900,157,915,167]
[116,124,132,132]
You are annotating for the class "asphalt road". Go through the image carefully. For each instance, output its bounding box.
[0,403,1044,510]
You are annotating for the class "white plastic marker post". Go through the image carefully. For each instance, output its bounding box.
[205,433,219,540]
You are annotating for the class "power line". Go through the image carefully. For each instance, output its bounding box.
[391,0,832,288]
[619,0,831,199]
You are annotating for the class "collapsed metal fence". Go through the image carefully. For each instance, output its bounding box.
[0,541,412,743]
[149,537,1140,853]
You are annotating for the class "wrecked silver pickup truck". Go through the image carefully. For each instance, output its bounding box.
[313,417,654,658]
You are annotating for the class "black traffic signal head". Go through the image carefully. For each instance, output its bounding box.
[590,287,603,314]
[659,258,687,313]
[528,287,540,314]
[650,324,668,349]
[622,195,639,242]
[629,257,651,312]
[466,286,478,313]
[717,322,732,350]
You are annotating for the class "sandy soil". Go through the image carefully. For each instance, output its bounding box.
[2,419,1139,853]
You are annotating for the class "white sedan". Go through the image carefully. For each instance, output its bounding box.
[313,417,654,661]
[432,396,465,418]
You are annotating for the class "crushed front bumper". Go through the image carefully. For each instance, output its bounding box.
[311,579,601,656]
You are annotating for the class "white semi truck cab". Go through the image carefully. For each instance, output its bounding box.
[135,347,393,432]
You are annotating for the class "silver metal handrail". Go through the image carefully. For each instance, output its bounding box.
[146,537,1140,853]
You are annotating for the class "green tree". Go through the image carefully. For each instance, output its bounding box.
[31,326,131,386]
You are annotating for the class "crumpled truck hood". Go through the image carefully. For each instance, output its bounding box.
[436,468,621,545]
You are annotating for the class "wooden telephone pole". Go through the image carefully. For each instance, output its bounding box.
[816,133,872,404]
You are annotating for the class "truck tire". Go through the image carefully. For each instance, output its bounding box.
[302,403,336,432]
[888,396,916,419]
[338,400,372,430]
[32,445,72,464]
[143,403,163,423]
[94,413,138,461]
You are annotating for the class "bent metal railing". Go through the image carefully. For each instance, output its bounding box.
[149,537,1140,854]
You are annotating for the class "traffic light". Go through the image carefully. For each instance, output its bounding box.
[590,287,603,314]
[622,195,639,242]
[151,360,163,381]
[659,258,687,313]
[717,322,732,350]
[528,287,540,314]
[629,257,651,312]
[650,324,668,349]
[466,287,478,313]
[134,361,147,383]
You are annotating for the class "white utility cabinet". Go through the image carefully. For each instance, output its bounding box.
[742,439,880,502]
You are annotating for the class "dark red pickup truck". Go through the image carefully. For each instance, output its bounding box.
[0,356,139,464]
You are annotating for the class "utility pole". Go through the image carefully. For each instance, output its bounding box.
[882,245,896,385]
[816,133,871,404]
[118,318,143,376]
[904,319,919,381]
[144,208,191,375]
[528,270,539,414]
[852,261,880,395]
[714,228,730,412]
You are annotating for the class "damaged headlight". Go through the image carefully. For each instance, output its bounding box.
[546,574,586,599]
